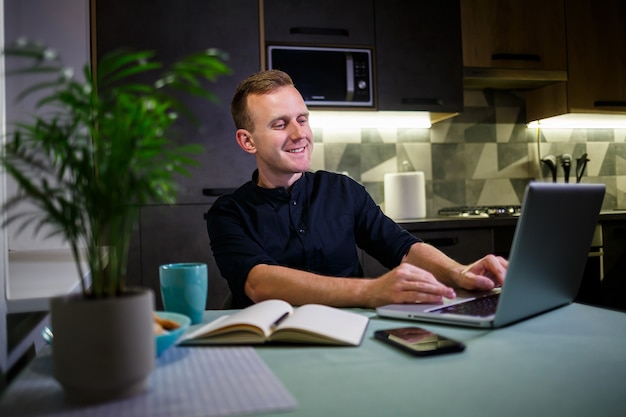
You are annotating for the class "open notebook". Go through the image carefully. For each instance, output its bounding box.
[376,182,605,328]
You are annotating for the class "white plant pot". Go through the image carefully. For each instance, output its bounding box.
[50,287,155,404]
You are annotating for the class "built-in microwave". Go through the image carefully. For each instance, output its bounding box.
[267,45,374,107]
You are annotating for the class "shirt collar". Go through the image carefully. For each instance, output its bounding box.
[250,169,310,197]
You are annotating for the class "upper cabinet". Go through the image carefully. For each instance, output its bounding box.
[460,0,568,88]
[526,0,626,122]
[374,0,464,114]
[262,0,464,115]
[263,0,375,47]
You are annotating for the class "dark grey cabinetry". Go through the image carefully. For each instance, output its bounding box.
[95,0,260,308]
[263,0,375,46]
[95,0,259,204]
[127,204,230,310]
[374,0,464,113]
[417,228,495,263]
[263,0,463,113]
[599,219,626,311]
[360,221,504,278]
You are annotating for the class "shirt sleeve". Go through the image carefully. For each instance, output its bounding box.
[349,178,422,269]
[206,194,279,307]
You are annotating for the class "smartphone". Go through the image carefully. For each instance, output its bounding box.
[374,326,465,357]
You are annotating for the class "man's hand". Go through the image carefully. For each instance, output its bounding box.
[365,263,457,308]
[454,254,508,291]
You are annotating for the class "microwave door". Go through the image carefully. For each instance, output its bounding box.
[267,46,373,107]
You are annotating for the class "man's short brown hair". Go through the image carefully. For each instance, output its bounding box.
[230,69,295,132]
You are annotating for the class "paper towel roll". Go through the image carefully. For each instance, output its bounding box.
[384,172,426,220]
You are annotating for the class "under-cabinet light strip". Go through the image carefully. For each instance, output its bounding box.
[527,114,626,129]
[310,111,432,129]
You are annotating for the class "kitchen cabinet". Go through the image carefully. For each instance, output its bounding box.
[361,216,622,311]
[94,0,259,304]
[263,0,375,47]
[361,220,511,278]
[95,0,259,203]
[526,0,626,121]
[374,0,464,114]
[415,229,497,264]
[599,218,626,311]
[460,0,568,89]
[133,204,231,310]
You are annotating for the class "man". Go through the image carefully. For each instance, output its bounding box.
[206,70,508,309]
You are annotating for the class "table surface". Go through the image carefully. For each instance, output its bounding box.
[3,302,626,417]
[248,302,626,417]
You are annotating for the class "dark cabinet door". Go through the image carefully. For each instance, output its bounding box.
[136,204,231,310]
[263,0,375,46]
[461,0,567,71]
[360,227,495,277]
[94,0,260,304]
[526,0,626,122]
[95,0,259,204]
[565,0,626,114]
[418,229,494,265]
[374,0,464,113]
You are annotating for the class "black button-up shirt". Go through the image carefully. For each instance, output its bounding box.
[206,170,421,308]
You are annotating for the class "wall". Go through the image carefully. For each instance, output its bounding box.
[3,0,89,250]
[0,0,7,381]
[1,0,89,376]
[309,89,626,216]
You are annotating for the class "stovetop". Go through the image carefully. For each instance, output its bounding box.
[438,205,522,218]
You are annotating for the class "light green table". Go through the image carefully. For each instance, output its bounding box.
[2,303,624,417]
[230,303,626,417]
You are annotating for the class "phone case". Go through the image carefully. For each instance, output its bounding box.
[374,327,465,357]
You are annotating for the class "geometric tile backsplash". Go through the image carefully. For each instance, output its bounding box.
[310,89,626,215]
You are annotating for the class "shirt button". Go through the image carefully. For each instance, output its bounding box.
[292,200,297,206]
[299,228,305,234]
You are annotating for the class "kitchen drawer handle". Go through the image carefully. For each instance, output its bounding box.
[401,97,444,106]
[593,100,626,108]
[423,237,459,247]
[289,27,349,37]
[491,53,541,62]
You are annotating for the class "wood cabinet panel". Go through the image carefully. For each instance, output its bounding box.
[526,0,626,121]
[461,0,567,71]
[564,0,626,113]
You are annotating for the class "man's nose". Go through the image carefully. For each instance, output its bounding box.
[287,122,307,139]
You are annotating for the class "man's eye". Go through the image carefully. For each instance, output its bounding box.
[298,117,308,125]
[273,122,285,129]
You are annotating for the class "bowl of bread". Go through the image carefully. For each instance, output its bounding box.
[154,311,191,356]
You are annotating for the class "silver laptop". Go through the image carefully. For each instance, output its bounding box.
[376,182,606,328]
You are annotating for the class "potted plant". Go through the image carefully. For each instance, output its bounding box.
[1,39,230,403]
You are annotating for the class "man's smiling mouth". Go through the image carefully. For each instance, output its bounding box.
[287,147,306,153]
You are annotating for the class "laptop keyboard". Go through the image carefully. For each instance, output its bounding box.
[430,293,500,317]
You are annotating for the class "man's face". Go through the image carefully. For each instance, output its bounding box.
[241,85,313,187]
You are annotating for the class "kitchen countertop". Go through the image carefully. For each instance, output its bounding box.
[6,248,92,313]
[398,210,626,231]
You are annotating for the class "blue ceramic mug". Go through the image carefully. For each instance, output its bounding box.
[159,263,208,324]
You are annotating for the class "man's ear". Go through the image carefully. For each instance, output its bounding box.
[236,129,256,154]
